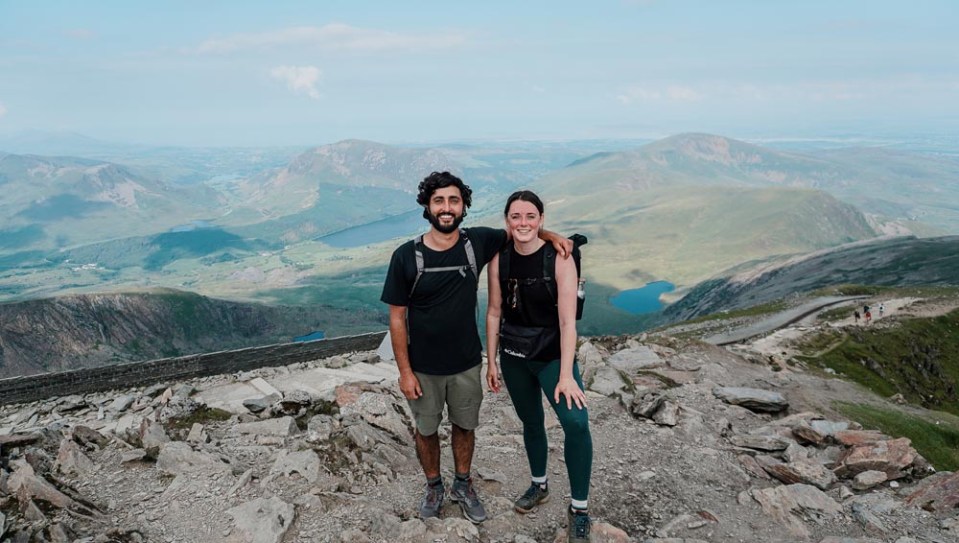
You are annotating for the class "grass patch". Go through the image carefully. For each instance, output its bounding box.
[675,299,789,326]
[164,406,232,431]
[798,309,959,416]
[834,401,959,471]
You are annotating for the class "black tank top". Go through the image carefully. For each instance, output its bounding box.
[501,244,561,361]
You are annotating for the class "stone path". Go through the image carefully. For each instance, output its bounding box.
[704,296,865,346]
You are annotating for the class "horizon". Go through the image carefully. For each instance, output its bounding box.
[1,1,958,147]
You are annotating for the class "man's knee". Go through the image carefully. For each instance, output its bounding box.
[414,414,443,437]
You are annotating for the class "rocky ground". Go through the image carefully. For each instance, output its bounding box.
[2,307,959,543]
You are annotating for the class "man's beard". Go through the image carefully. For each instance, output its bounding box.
[427,211,464,234]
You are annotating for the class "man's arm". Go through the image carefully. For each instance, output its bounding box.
[388,304,422,400]
[538,228,573,259]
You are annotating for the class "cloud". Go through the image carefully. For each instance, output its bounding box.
[271,65,322,99]
[196,23,465,54]
[617,85,703,104]
[0,101,7,118]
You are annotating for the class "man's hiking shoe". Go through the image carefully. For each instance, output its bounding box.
[514,483,549,513]
[419,481,445,519]
[449,477,487,523]
[567,507,591,543]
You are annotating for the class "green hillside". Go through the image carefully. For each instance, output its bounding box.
[665,236,959,321]
[532,184,876,290]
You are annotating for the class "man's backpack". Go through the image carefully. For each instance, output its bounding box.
[498,234,587,320]
[409,229,478,298]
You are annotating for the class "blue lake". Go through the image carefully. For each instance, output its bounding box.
[293,331,325,342]
[317,210,424,248]
[610,281,676,314]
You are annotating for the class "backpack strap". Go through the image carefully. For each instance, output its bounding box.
[461,229,478,280]
[542,244,558,306]
[410,229,478,298]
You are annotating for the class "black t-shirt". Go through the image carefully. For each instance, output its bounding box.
[381,227,507,375]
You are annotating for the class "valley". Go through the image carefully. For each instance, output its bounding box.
[1,133,958,372]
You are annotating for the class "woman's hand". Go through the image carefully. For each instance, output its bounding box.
[486,357,502,393]
[554,376,587,410]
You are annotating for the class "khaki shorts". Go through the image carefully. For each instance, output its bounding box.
[409,364,483,436]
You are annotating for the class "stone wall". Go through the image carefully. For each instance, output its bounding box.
[0,331,387,406]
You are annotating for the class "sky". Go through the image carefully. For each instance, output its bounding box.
[1,0,957,147]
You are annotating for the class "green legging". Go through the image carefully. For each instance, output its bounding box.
[500,353,592,502]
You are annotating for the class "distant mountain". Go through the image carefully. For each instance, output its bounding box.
[530,154,880,289]
[0,288,386,378]
[664,235,959,321]
[0,130,137,157]
[0,153,220,252]
[543,133,959,233]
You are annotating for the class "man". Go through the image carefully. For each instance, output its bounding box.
[381,171,570,523]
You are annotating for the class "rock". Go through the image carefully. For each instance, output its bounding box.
[72,425,109,449]
[904,471,959,512]
[235,416,298,437]
[243,396,276,414]
[155,396,203,424]
[173,384,195,398]
[226,496,295,543]
[761,458,838,490]
[851,470,888,491]
[834,437,918,480]
[108,395,137,413]
[274,389,313,416]
[138,418,170,458]
[306,415,336,443]
[155,442,231,475]
[832,430,884,447]
[729,434,790,451]
[120,449,148,463]
[270,449,323,483]
[608,345,664,374]
[589,366,627,396]
[55,438,96,475]
[591,521,631,542]
[186,422,208,443]
[7,459,99,516]
[750,483,842,537]
[630,392,665,419]
[653,401,679,426]
[340,392,410,440]
[712,387,788,413]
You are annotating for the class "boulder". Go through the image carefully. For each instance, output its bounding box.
[226,496,296,543]
[712,387,788,413]
[750,484,842,537]
[834,438,918,480]
[904,471,959,512]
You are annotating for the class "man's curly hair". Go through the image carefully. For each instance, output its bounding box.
[416,171,472,211]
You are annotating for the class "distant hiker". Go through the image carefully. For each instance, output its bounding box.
[486,190,593,543]
[879,303,885,317]
[380,172,571,524]
[854,310,860,323]
[864,310,872,324]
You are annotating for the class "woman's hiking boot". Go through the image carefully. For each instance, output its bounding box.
[567,506,591,543]
[514,482,550,513]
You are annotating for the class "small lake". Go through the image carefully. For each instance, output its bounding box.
[610,281,675,314]
[317,210,424,248]
[293,331,325,342]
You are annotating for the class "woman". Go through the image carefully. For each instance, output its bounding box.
[486,190,593,543]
